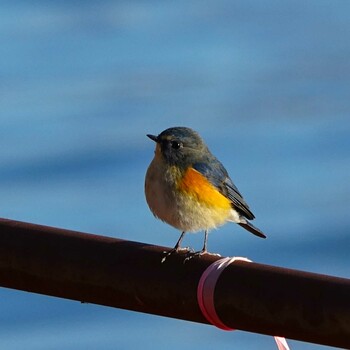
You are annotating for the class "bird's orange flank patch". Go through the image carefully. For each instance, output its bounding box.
[178,167,231,209]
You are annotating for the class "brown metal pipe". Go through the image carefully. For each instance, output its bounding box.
[0,218,349,348]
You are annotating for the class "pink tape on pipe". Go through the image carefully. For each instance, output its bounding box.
[197,257,290,350]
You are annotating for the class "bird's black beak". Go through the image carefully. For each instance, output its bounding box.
[147,134,158,142]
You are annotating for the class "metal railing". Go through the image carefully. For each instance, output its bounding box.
[0,218,349,349]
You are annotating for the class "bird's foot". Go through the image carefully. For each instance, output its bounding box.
[183,249,208,263]
[183,250,222,263]
[161,246,194,263]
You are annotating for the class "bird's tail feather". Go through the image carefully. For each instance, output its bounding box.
[239,221,267,239]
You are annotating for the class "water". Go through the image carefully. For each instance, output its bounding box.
[1,1,349,349]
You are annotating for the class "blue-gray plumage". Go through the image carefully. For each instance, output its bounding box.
[192,159,265,238]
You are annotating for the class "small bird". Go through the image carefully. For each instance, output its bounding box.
[145,126,266,256]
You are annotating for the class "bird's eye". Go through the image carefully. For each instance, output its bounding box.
[171,141,182,149]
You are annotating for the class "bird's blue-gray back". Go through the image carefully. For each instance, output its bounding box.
[192,158,255,220]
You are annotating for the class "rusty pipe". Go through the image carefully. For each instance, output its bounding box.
[0,218,349,348]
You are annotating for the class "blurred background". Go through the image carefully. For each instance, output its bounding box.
[1,1,349,349]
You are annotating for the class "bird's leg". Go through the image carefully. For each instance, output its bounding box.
[161,231,191,263]
[174,231,186,251]
[200,230,208,254]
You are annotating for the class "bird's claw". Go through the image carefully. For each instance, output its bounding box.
[183,249,207,263]
[161,246,194,263]
[183,250,222,263]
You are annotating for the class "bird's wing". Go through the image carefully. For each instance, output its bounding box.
[193,160,255,220]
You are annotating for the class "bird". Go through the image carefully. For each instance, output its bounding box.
[145,126,266,256]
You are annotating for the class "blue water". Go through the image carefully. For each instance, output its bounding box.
[1,1,349,349]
